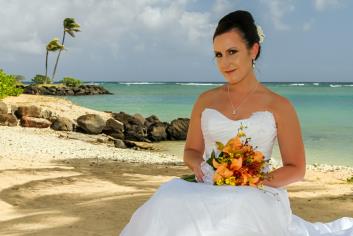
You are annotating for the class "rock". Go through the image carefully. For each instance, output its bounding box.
[0,102,8,114]
[123,140,155,150]
[166,118,190,140]
[59,132,112,144]
[20,116,51,128]
[40,109,53,120]
[103,118,125,139]
[147,123,168,141]
[10,105,18,115]
[20,84,113,96]
[104,118,124,132]
[114,139,127,148]
[51,117,74,131]
[77,114,106,134]
[133,113,145,125]
[0,113,18,126]
[144,115,161,128]
[108,132,125,139]
[113,112,146,141]
[15,105,42,118]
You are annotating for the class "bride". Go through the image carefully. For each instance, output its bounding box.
[120,10,353,236]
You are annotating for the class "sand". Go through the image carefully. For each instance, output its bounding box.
[0,95,353,236]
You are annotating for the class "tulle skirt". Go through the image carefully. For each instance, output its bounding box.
[120,178,353,236]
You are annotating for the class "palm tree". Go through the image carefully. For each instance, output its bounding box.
[45,38,64,83]
[52,18,81,82]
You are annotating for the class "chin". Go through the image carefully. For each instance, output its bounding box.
[225,77,240,84]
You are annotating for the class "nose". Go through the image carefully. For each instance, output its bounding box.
[218,55,233,70]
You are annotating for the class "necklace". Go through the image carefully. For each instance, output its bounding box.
[227,81,259,115]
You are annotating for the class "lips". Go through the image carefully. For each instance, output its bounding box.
[224,69,236,74]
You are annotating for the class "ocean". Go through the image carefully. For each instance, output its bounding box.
[64,82,353,167]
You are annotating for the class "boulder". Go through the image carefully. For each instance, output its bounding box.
[114,139,127,149]
[166,118,190,140]
[104,118,124,132]
[15,105,42,118]
[133,113,145,125]
[144,115,161,128]
[77,114,106,134]
[147,123,168,141]
[108,132,125,140]
[0,102,7,114]
[113,112,146,141]
[103,118,125,139]
[20,116,51,128]
[51,117,74,131]
[0,113,18,126]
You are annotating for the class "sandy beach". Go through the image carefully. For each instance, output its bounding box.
[1,95,353,236]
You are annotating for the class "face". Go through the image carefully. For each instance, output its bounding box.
[213,29,258,84]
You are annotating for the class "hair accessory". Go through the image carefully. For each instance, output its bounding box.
[256,25,265,44]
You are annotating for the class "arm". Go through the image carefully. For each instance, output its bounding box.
[183,94,205,181]
[262,97,306,188]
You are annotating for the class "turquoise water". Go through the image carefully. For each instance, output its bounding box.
[64,82,353,167]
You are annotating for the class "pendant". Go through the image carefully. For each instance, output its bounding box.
[232,110,237,115]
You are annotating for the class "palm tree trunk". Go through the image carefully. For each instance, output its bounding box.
[52,32,66,82]
[45,50,49,84]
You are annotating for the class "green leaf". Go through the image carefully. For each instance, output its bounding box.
[180,174,197,182]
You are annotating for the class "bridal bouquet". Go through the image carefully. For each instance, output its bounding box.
[182,124,271,188]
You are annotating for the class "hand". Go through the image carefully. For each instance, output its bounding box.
[192,160,204,183]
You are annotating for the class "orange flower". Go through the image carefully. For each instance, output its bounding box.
[248,176,260,187]
[240,145,252,153]
[253,151,264,162]
[216,165,234,178]
[212,159,227,169]
[222,136,242,154]
[230,157,243,171]
[241,172,251,186]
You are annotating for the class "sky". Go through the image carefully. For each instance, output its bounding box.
[1,0,353,83]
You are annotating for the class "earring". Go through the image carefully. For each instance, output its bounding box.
[252,59,255,68]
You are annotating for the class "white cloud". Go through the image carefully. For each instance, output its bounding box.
[302,18,314,31]
[261,0,295,31]
[314,0,344,11]
[211,0,235,16]
[0,0,213,57]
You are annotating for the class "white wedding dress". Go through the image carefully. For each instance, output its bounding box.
[120,108,353,236]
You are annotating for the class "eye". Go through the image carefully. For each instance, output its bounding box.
[214,52,222,58]
[228,49,238,55]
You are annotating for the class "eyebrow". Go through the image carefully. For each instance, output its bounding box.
[214,47,239,54]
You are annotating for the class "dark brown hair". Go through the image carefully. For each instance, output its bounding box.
[213,10,261,60]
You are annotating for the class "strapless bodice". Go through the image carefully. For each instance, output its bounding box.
[201,108,277,172]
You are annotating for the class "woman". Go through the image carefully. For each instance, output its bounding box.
[120,10,353,236]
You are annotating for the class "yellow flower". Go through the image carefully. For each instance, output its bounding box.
[237,130,246,137]
[216,178,224,185]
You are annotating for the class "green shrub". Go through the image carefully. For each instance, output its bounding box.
[14,75,26,83]
[0,69,24,99]
[62,77,81,87]
[32,74,51,84]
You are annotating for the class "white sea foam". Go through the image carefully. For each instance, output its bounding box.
[313,83,319,86]
[84,82,100,85]
[119,82,166,85]
[289,83,305,86]
[176,83,222,86]
[330,84,342,87]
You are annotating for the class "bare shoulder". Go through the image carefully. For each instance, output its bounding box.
[266,89,300,129]
[194,86,221,111]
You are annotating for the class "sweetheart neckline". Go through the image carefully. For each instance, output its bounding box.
[201,107,276,126]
